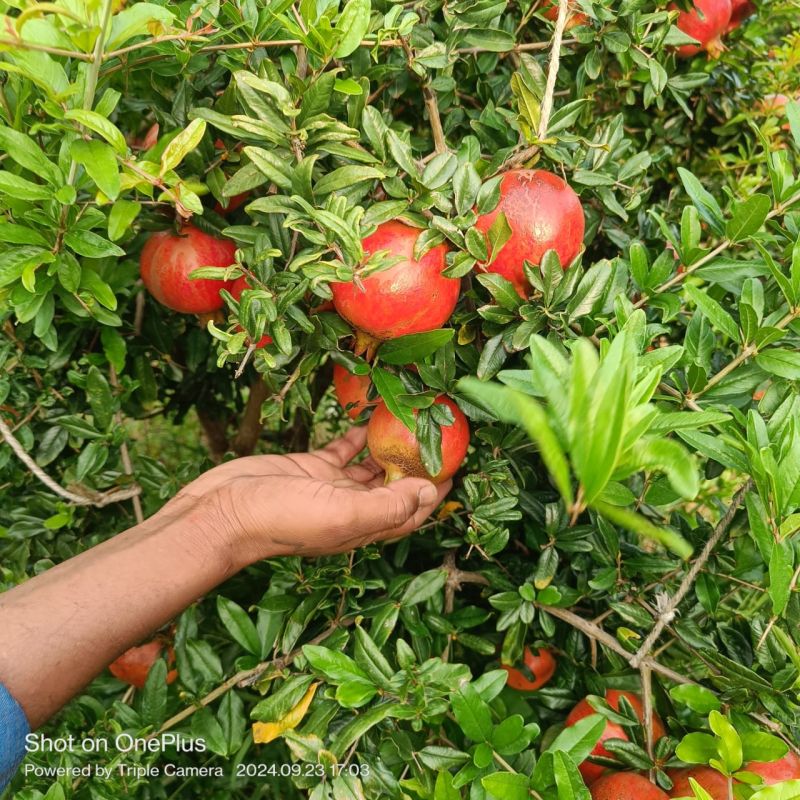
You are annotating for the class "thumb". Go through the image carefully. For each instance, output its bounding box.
[349,478,440,536]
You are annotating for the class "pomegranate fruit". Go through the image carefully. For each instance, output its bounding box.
[330,221,458,346]
[591,773,669,800]
[230,276,272,348]
[366,395,469,484]
[565,689,667,784]
[745,752,800,785]
[109,640,178,689]
[726,0,755,31]
[668,767,730,800]
[541,0,589,29]
[474,169,584,297]
[140,224,236,314]
[671,0,732,58]
[503,647,557,691]
[333,363,375,419]
[214,192,250,215]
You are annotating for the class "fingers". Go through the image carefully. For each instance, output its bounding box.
[315,426,368,467]
[372,479,452,542]
[343,477,448,540]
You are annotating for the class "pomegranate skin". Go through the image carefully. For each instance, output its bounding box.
[667,767,730,800]
[333,363,375,419]
[503,647,557,691]
[230,276,272,348]
[367,396,469,484]
[140,225,236,314]
[591,773,669,800]
[330,221,458,340]
[746,752,800,785]
[726,0,755,30]
[542,0,589,28]
[565,690,667,785]
[672,0,732,58]
[475,169,585,297]
[109,641,178,689]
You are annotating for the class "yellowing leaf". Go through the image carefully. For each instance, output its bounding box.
[437,501,463,520]
[252,682,319,744]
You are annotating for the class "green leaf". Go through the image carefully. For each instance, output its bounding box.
[108,199,141,241]
[546,713,607,764]
[670,684,721,714]
[0,125,61,184]
[755,349,800,380]
[86,366,114,431]
[315,165,384,196]
[677,168,725,235]
[334,0,371,58]
[106,3,175,50]
[401,568,447,605]
[243,145,294,189]
[0,171,52,201]
[726,194,771,242]
[676,732,719,765]
[140,659,168,726]
[769,539,794,616]
[160,119,206,175]
[0,247,54,287]
[217,596,260,655]
[64,230,125,259]
[452,683,492,742]
[594,501,693,559]
[481,772,530,800]
[685,285,739,341]
[64,109,127,154]
[422,152,458,190]
[435,770,461,800]
[749,780,800,800]
[372,367,416,430]
[71,140,120,200]
[303,645,372,684]
[741,733,789,764]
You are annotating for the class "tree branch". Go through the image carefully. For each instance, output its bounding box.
[629,479,752,668]
[232,377,269,457]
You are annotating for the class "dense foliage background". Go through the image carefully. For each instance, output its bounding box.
[1,0,800,798]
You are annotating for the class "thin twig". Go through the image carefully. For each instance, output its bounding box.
[0,415,142,507]
[629,480,752,668]
[110,367,144,524]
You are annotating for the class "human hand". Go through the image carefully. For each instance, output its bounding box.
[163,426,451,566]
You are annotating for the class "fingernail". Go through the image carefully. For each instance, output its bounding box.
[418,483,438,504]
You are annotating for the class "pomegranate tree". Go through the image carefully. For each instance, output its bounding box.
[330,221,458,349]
[332,364,375,419]
[140,224,236,314]
[367,396,469,484]
[672,0,732,58]
[475,168,585,296]
[565,690,666,784]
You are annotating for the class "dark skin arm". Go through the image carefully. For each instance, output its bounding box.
[0,427,450,729]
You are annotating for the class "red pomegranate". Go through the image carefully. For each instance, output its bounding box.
[565,690,667,784]
[474,169,584,297]
[671,0,732,58]
[330,221,458,346]
[746,752,800,785]
[541,0,589,29]
[109,640,178,689]
[667,767,730,800]
[367,396,469,484]
[140,225,236,314]
[503,647,557,691]
[230,276,272,348]
[333,363,376,419]
[726,0,755,30]
[591,773,669,800]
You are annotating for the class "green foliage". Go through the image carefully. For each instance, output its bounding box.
[2,0,800,799]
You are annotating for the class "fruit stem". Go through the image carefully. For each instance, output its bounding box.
[353,329,382,361]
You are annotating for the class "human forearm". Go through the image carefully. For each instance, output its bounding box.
[0,496,244,729]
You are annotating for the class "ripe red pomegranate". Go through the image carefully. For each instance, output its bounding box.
[230,276,272,348]
[474,169,584,297]
[109,641,178,689]
[565,690,667,784]
[541,0,589,29]
[330,221,458,348]
[503,647,557,691]
[140,224,236,314]
[333,363,376,419]
[591,773,669,800]
[367,396,469,483]
[671,0,732,58]
[746,752,800,785]
[668,767,730,800]
[214,192,250,216]
[726,0,755,30]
